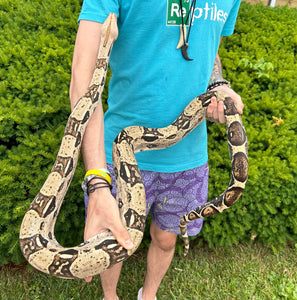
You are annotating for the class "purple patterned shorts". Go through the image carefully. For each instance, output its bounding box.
[84,162,209,236]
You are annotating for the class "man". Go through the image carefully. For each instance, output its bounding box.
[69,1,243,299]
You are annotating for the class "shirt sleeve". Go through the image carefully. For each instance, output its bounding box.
[221,0,241,36]
[78,0,120,23]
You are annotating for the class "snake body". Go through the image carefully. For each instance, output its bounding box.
[19,13,248,279]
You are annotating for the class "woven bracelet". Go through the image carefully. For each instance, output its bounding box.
[87,181,111,194]
[81,175,112,193]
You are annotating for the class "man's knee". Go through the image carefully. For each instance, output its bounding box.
[150,221,177,252]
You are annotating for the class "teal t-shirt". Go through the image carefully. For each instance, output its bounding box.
[78,0,241,172]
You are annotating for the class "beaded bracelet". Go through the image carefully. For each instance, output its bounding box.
[207,80,231,92]
[84,168,111,185]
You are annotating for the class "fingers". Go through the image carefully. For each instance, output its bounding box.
[217,101,225,123]
[84,189,135,249]
[103,201,134,250]
[227,89,243,115]
[212,85,244,115]
[233,93,244,115]
[206,97,215,121]
[83,223,133,283]
[85,276,92,282]
[207,86,244,123]
[83,222,133,282]
[207,97,226,124]
[112,225,134,250]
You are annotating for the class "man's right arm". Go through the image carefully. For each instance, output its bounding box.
[70,20,106,171]
[69,21,134,277]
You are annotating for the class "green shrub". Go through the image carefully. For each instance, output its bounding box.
[0,1,296,265]
[0,0,84,265]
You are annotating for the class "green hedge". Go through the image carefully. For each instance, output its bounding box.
[203,3,297,247]
[0,1,296,265]
[0,0,84,265]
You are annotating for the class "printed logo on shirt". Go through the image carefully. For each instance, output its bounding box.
[167,0,190,25]
[167,0,229,26]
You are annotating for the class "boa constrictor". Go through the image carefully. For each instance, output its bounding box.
[19,13,248,279]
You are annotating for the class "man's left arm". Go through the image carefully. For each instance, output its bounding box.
[207,39,244,123]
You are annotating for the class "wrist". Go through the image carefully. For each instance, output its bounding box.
[86,187,114,214]
[88,183,112,198]
[82,169,113,194]
[88,178,112,193]
[84,168,111,184]
[207,80,231,92]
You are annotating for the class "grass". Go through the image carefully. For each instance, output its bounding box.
[0,242,296,300]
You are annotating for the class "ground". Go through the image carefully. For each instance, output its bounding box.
[244,0,297,7]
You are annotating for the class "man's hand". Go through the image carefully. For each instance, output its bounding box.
[207,85,244,124]
[83,185,134,282]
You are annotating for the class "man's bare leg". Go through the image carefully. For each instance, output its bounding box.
[100,262,123,300]
[141,220,177,300]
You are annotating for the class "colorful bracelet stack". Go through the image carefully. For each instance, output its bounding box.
[207,80,231,92]
[81,168,112,194]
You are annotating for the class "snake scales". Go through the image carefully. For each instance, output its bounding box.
[19,13,248,279]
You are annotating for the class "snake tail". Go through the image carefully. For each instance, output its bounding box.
[180,94,248,256]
